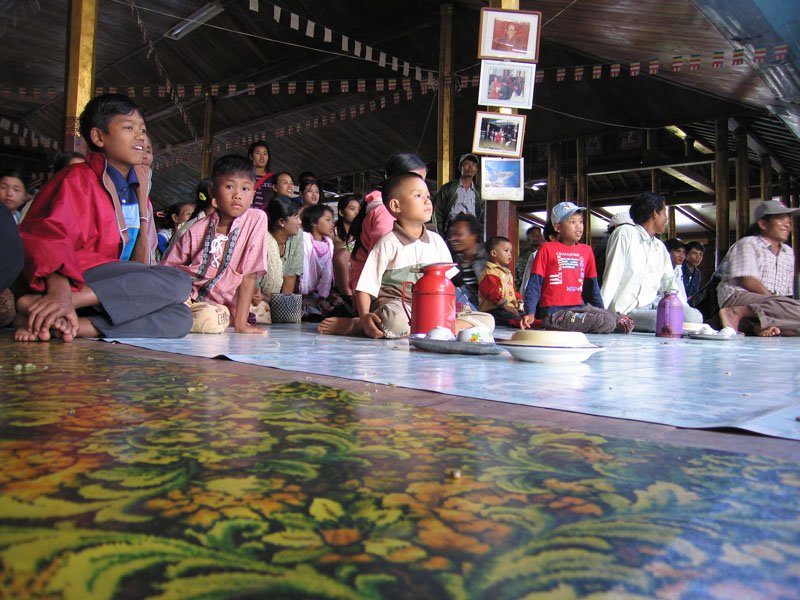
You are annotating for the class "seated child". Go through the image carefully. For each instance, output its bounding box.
[15,93,192,342]
[299,204,336,318]
[157,200,196,258]
[520,202,634,334]
[479,236,523,327]
[319,172,453,338]
[162,154,268,335]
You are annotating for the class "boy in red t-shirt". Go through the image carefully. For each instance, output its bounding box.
[520,202,633,333]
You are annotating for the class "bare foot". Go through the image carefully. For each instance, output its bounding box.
[319,316,360,336]
[234,324,267,335]
[51,317,76,342]
[758,326,780,337]
[719,306,750,333]
[13,314,59,342]
[15,294,42,315]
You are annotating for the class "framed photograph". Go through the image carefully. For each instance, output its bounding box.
[478,8,542,63]
[481,157,524,201]
[478,60,536,110]
[472,111,526,158]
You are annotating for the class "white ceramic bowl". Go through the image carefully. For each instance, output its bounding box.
[503,329,594,348]
[499,343,604,364]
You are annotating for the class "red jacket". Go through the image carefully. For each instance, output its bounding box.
[19,151,155,292]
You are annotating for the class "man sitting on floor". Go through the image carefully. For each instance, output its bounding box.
[717,200,800,336]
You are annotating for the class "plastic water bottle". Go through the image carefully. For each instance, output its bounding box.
[656,291,684,338]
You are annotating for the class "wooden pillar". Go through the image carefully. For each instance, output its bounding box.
[668,206,677,239]
[63,0,98,152]
[714,118,729,266]
[779,171,790,205]
[199,94,216,179]
[485,0,519,262]
[576,137,589,243]
[546,142,560,216]
[735,128,749,240]
[647,130,660,194]
[563,177,574,202]
[760,155,773,202]
[436,3,454,188]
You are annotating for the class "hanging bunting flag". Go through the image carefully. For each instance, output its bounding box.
[774,43,788,61]
[321,80,329,93]
[289,13,299,30]
[48,87,56,99]
[649,59,660,75]
[402,78,411,90]
[247,82,256,95]
[349,107,356,118]
[392,92,400,104]
[712,51,724,68]
[405,89,412,100]
[94,86,102,97]
[342,35,349,52]
[574,66,584,81]
[193,84,201,96]
[689,54,701,71]
[365,46,373,61]
[249,0,258,12]
[415,66,422,81]
[671,56,683,72]
[732,49,744,65]
[227,83,236,95]
[322,116,328,126]
[323,27,332,43]
[177,85,185,97]
[108,86,117,94]
[379,52,386,67]
[287,82,296,94]
[32,87,41,99]
[142,86,151,97]
[403,61,410,76]
[592,65,602,79]
[376,79,384,91]
[391,57,398,71]
[305,81,314,94]
[388,79,396,90]
[305,20,315,37]
[330,112,337,122]
[470,75,479,87]
[339,109,346,120]
[428,72,434,86]
[273,6,281,21]
[369,100,376,111]
[126,86,135,97]
[354,41,362,57]
[340,80,349,93]
[535,70,544,82]
[313,118,318,128]
[556,67,566,81]
[753,47,766,63]
[210,84,219,96]
[380,97,386,108]
[610,63,621,77]
[271,82,279,94]
[158,85,166,97]
[357,79,365,92]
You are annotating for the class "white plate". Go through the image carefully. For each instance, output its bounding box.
[409,338,504,355]
[497,343,604,364]
[688,332,744,341]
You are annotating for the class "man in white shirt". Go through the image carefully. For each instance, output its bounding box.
[717,200,800,336]
[601,193,703,332]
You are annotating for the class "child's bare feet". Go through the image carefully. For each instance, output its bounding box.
[15,294,41,315]
[234,324,267,335]
[13,315,75,342]
[319,317,360,336]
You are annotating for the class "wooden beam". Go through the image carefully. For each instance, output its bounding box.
[63,0,98,152]
[647,130,660,194]
[714,118,730,266]
[735,128,750,240]
[546,142,560,215]
[576,137,589,244]
[436,3,454,188]
[658,166,715,194]
[675,205,714,232]
[668,206,677,239]
[760,154,773,202]
[728,118,788,174]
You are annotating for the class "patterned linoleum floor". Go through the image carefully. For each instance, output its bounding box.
[1,337,799,599]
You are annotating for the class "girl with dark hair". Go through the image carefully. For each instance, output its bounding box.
[300,204,336,319]
[257,197,303,297]
[300,179,321,209]
[248,140,273,211]
[347,153,428,293]
[157,200,196,257]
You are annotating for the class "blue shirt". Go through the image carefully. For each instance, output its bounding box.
[106,164,140,261]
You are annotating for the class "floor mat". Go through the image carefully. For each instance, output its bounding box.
[1,339,799,598]
[105,325,800,440]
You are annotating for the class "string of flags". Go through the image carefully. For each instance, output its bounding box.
[0,117,59,151]
[250,1,438,82]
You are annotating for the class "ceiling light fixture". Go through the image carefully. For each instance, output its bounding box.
[165,2,224,40]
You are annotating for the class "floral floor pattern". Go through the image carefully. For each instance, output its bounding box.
[1,339,799,599]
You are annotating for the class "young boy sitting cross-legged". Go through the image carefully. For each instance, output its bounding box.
[16,93,192,342]
[519,202,634,334]
[319,172,455,338]
[162,154,268,335]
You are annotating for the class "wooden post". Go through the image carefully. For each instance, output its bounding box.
[647,130,660,194]
[735,128,749,240]
[63,0,98,152]
[714,119,730,266]
[576,137,589,243]
[485,0,519,263]
[563,177,574,202]
[546,142,560,216]
[436,3,454,189]
[668,206,677,239]
[760,154,773,202]
[200,94,216,179]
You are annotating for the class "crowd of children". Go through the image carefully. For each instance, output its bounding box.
[6,92,727,344]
